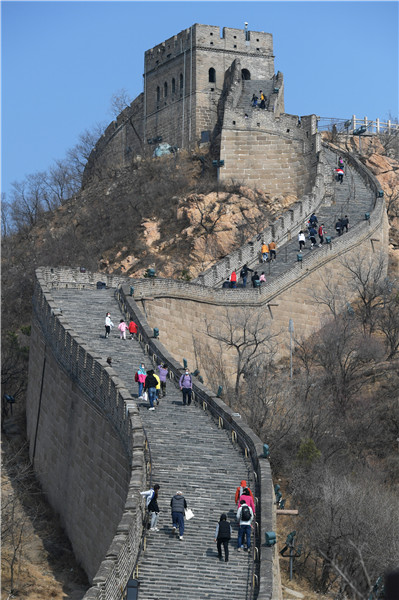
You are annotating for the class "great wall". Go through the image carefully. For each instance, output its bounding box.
[25,23,390,600]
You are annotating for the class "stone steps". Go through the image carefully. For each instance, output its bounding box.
[232,146,376,287]
[51,288,255,600]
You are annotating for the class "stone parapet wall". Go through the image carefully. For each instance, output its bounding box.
[26,270,147,597]
[116,285,276,600]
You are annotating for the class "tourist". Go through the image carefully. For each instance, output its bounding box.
[269,240,277,260]
[298,230,306,251]
[341,215,349,233]
[251,93,258,108]
[261,242,269,262]
[215,513,232,562]
[238,487,256,516]
[140,484,161,532]
[309,225,317,248]
[128,319,138,340]
[259,90,266,109]
[118,318,128,340]
[237,499,253,551]
[251,272,260,288]
[240,264,253,288]
[318,223,325,246]
[335,219,343,236]
[235,480,255,505]
[136,363,147,398]
[104,312,114,338]
[144,369,158,411]
[259,272,266,284]
[171,491,187,540]
[157,363,169,397]
[179,368,193,406]
[230,270,237,288]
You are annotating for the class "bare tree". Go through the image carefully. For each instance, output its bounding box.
[205,307,279,395]
[109,88,133,118]
[341,252,387,334]
[66,121,106,187]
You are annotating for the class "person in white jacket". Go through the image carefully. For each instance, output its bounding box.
[140,484,160,531]
[104,313,114,338]
[298,231,306,252]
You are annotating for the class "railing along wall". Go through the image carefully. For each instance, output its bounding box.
[116,284,275,600]
[32,269,148,600]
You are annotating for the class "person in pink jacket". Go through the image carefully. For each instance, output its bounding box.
[238,488,255,515]
[118,319,128,340]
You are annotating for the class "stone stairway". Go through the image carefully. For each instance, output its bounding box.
[50,287,255,600]
[234,145,376,287]
[238,80,275,111]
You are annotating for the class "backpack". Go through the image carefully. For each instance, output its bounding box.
[241,505,251,521]
[135,372,139,382]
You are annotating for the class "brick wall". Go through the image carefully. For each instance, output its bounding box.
[26,274,147,594]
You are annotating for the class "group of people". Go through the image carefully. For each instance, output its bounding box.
[222,241,277,290]
[135,362,169,410]
[135,362,194,409]
[251,90,267,110]
[298,213,326,250]
[139,479,255,562]
[104,312,138,340]
[335,156,345,184]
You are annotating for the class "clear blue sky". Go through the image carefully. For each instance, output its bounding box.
[1,1,398,200]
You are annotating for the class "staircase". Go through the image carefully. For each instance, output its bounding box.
[234,146,376,286]
[50,287,255,600]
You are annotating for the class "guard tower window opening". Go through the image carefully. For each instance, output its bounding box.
[209,68,216,83]
[172,78,176,94]
[164,81,168,97]
[241,69,251,80]
[245,30,251,42]
[180,73,183,90]
[156,86,160,102]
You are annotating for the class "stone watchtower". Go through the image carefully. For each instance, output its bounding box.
[143,23,281,150]
[84,23,321,199]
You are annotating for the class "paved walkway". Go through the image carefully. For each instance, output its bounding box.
[51,288,254,600]
[234,146,376,287]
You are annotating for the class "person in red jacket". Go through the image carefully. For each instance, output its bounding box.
[128,320,138,340]
[235,480,254,505]
[230,270,237,289]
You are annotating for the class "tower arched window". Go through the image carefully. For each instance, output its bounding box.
[241,69,251,80]
[209,68,216,83]
[164,81,168,97]
[172,78,176,94]
[156,86,160,102]
[180,73,183,90]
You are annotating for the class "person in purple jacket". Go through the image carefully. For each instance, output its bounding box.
[157,363,169,397]
[179,368,193,406]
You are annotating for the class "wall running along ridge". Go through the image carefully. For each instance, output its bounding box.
[26,268,278,599]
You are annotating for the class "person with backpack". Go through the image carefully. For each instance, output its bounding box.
[144,369,158,411]
[259,90,266,109]
[215,513,232,562]
[238,488,255,516]
[230,270,237,289]
[335,219,343,236]
[140,484,161,531]
[136,363,147,398]
[179,369,193,406]
[308,225,317,248]
[237,499,253,551]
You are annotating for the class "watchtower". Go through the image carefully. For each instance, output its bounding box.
[143,23,279,150]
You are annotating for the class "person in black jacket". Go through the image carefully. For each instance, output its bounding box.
[215,513,232,562]
[144,369,159,411]
[240,264,254,288]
